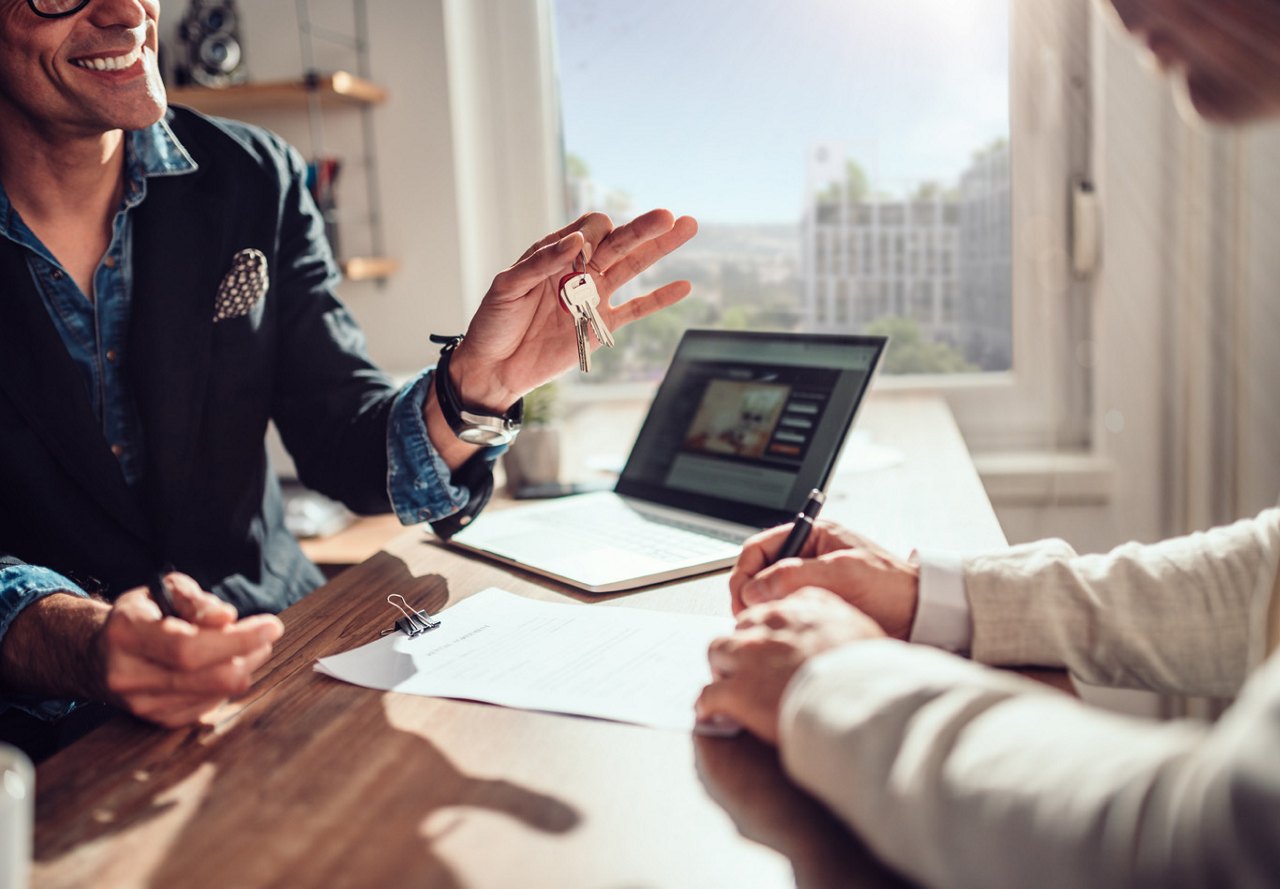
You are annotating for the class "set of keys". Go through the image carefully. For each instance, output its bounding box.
[558,253,615,372]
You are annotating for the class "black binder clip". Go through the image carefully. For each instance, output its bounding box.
[381,594,441,638]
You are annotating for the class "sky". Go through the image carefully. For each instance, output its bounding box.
[554,0,1009,225]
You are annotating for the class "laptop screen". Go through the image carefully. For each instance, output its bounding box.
[615,330,886,528]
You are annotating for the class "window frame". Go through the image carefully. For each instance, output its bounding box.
[443,0,1094,454]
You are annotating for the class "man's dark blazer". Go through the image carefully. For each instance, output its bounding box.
[0,107,401,616]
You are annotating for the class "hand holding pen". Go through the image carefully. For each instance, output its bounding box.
[723,488,826,613]
[726,496,921,641]
[92,570,285,727]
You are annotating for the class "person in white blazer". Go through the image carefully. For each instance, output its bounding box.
[697,2,1280,887]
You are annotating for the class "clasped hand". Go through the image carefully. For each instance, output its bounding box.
[95,572,283,727]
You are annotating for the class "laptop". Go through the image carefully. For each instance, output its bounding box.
[448,329,887,593]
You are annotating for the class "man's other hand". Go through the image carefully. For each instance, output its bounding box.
[697,587,884,744]
[94,573,283,728]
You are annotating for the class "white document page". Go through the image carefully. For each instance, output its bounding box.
[314,587,733,732]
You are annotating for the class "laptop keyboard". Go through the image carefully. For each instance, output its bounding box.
[539,505,752,562]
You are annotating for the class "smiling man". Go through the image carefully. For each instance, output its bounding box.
[0,0,696,758]
[698,2,1280,887]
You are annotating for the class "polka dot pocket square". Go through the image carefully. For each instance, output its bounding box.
[213,248,269,322]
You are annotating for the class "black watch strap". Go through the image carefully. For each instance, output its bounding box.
[429,448,498,540]
[429,334,523,447]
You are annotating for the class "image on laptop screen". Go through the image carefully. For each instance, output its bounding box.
[616,330,885,528]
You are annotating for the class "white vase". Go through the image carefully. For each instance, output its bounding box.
[503,426,561,492]
[0,744,32,889]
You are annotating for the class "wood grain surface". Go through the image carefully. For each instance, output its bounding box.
[32,396,1032,889]
[34,536,916,889]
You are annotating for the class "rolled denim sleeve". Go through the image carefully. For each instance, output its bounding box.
[386,368,504,528]
[0,564,88,721]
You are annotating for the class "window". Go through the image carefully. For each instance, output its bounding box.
[449,0,1092,451]
[555,0,1013,383]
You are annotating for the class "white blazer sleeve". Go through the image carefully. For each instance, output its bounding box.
[965,508,1280,698]
[779,640,1280,889]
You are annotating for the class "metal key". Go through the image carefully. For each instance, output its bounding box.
[559,262,612,373]
[561,273,615,349]
[574,314,591,372]
[558,271,591,372]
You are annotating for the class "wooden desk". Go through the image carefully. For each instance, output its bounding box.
[297,512,404,577]
[32,395,1009,889]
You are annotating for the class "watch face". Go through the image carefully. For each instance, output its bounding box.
[459,426,512,447]
[456,406,520,447]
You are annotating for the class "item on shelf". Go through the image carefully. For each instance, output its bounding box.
[174,0,249,89]
[306,156,343,258]
[282,482,354,539]
[164,1,396,284]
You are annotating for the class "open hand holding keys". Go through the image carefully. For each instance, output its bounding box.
[446,210,697,412]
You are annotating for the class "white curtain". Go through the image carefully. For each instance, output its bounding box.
[1140,94,1280,718]
[1091,11,1280,718]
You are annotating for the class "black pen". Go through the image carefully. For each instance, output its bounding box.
[147,567,179,619]
[771,489,826,564]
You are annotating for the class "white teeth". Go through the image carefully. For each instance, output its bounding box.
[72,47,143,72]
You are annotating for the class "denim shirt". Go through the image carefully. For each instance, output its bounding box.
[0,119,198,486]
[0,121,475,721]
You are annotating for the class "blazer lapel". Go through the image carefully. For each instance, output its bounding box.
[0,237,152,543]
[129,167,228,548]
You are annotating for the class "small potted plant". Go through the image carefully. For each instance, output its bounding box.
[502,382,561,494]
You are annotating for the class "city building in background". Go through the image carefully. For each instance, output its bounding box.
[957,140,1012,370]
[555,1,1010,381]
[562,137,1011,380]
[802,140,1011,372]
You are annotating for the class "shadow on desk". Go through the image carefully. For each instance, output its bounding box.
[38,685,578,889]
[695,734,913,889]
[34,557,580,889]
[35,543,955,888]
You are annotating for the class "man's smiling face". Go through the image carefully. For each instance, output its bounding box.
[0,0,166,139]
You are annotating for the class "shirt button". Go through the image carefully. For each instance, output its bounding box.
[110,444,124,457]
[104,256,117,269]
[50,269,64,280]
[106,349,118,363]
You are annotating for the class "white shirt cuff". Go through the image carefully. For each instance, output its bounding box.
[908,550,973,654]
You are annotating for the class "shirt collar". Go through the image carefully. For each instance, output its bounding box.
[122,117,199,210]
[130,115,199,180]
[0,118,198,238]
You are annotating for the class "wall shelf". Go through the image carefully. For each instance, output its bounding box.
[168,71,387,115]
[340,256,399,282]
[167,2,393,286]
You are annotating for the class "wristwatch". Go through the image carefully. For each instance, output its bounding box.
[430,334,523,446]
